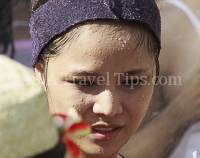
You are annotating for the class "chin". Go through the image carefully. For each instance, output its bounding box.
[80,147,119,158]
[75,132,127,158]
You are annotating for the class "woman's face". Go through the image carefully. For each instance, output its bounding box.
[36,23,156,158]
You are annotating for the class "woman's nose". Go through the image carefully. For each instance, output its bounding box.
[93,89,123,117]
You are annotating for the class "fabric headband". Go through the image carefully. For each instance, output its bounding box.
[30,0,161,67]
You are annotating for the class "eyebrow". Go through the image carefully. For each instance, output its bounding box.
[70,70,100,76]
[69,69,147,76]
[125,69,147,75]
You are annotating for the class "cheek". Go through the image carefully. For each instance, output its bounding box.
[46,80,73,113]
[46,84,72,113]
[70,94,94,115]
[128,85,154,129]
[47,82,92,114]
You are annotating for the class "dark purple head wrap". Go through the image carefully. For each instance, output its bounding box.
[30,0,161,67]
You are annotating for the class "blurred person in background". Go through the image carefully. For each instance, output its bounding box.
[0,0,15,58]
[120,0,200,158]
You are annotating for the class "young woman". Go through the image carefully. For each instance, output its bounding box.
[30,0,161,157]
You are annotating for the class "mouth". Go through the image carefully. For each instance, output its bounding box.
[93,127,116,132]
[91,125,122,140]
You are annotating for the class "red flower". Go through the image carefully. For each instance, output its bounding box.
[52,107,91,158]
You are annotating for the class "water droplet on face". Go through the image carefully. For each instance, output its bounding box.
[138,59,141,62]
[147,65,150,68]
[124,40,126,43]
[152,111,159,117]
[97,148,104,153]
[122,44,125,47]
[142,94,144,98]
[98,40,100,43]
[118,37,121,41]
[71,104,74,107]
[110,37,113,40]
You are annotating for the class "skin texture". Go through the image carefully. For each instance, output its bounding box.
[35,22,156,158]
[120,0,200,157]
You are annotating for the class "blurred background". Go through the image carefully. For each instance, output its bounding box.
[0,0,32,67]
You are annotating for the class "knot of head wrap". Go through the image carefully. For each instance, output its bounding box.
[30,0,161,67]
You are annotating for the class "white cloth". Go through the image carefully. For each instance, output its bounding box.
[163,0,200,158]
[170,122,200,158]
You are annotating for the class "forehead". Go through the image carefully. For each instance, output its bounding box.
[83,20,137,34]
[79,21,141,42]
[58,20,149,48]
[49,21,154,74]
[62,20,152,53]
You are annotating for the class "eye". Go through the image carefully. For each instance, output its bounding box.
[68,80,96,86]
[121,78,147,89]
[122,79,142,85]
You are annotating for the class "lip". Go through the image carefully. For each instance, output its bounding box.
[91,124,123,140]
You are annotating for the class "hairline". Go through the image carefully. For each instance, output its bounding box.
[38,20,159,82]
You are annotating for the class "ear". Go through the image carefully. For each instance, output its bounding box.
[35,62,46,91]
